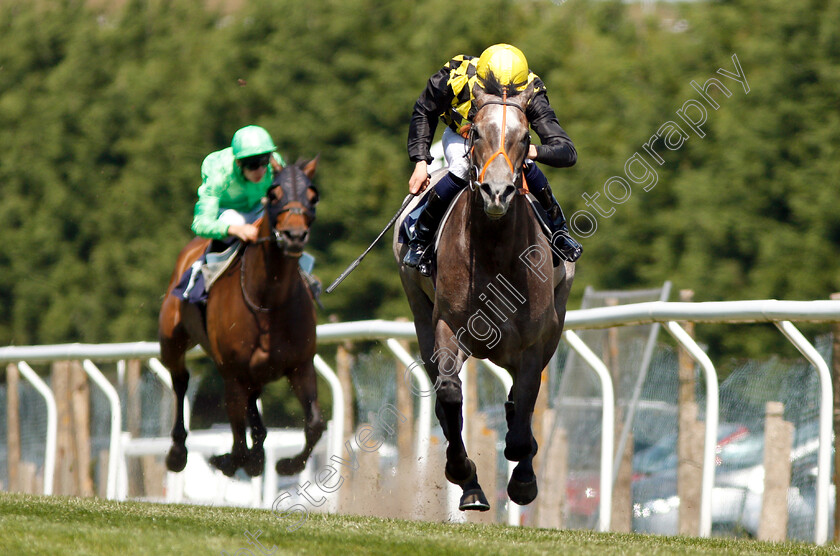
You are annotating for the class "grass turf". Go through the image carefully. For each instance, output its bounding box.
[0,492,837,555]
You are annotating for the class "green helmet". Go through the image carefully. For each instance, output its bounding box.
[231,125,276,160]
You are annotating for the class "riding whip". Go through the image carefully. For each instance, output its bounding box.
[326,194,414,293]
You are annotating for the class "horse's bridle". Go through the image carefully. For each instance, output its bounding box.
[253,202,314,250]
[468,92,529,192]
[240,178,318,313]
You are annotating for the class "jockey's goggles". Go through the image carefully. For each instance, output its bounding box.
[240,153,272,171]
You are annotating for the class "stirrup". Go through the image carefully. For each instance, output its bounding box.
[403,244,434,276]
[551,229,583,263]
[403,244,424,268]
[416,252,434,277]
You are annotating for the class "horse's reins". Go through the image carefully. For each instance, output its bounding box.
[471,91,529,194]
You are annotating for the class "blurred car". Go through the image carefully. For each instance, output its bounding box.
[564,423,758,531]
[633,420,835,540]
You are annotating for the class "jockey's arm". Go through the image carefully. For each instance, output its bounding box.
[526,87,577,168]
[192,187,230,239]
[407,66,451,166]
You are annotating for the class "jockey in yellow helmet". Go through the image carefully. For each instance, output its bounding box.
[404,44,582,276]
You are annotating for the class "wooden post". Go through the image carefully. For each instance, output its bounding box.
[343,424,384,517]
[677,289,702,535]
[142,455,167,499]
[394,319,414,461]
[52,361,76,495]
[6,364,21,492]
[831,293,840,543]
[465,358,479,424]
[758,401,793,541]
[535,410,567,529]
[334,338,356,513]
[531,366,550,474]
[19,461,37,494]
[334,333,355,444]
[70,361,93,497]
[602,297,631,532]
[393,320,415,519]
[97,449,109,498]
[610,422,633,532]
[531,367,554,524]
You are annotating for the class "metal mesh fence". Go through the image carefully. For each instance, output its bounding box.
[0,375,50,493]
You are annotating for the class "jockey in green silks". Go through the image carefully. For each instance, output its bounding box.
[192,125,287,242]
[179,125,321,304]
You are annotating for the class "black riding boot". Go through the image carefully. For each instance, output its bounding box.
[533,185,583,263]
[403,188,450,276]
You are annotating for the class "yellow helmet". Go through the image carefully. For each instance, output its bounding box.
[476,44,530,92]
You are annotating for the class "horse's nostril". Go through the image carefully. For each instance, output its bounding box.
[503,185,516,199]
[283,229,308,242]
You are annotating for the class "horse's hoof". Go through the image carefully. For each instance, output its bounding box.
[209,454,238,477]
[166,445,187,472]
[459,488,490,512]
[445,458,477,486]
[507,476,538,506]
[243,451,265,477]
[276,457,306,476]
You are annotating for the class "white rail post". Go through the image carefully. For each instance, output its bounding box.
[663,321,718,539]
[312,354,344,514]
[562,331,615,533]
[16,361,57,496]
[775,321,832,546]
[81,360,122,500]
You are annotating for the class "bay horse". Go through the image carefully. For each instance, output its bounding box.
[159,158,325,478]
[394,85,574,512]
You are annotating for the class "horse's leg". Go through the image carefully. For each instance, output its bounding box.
[276,360,326,476]
[209,377,250,477]
[432,321,490,512]
[160,296,192,473]
[503,353,543,506]
[243,390,266,477]
[164,358,190,473]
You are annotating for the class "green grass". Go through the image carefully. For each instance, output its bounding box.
[0,492,838,555]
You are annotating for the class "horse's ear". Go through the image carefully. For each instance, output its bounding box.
[518,80,536,106]
[306,185,320,205]
[302,155,319,180]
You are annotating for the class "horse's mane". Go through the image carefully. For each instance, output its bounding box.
[478,72,527,99]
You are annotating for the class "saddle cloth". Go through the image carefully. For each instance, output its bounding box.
[171,241,242,304]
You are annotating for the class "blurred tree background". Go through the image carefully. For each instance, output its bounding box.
[1,0,839,363]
